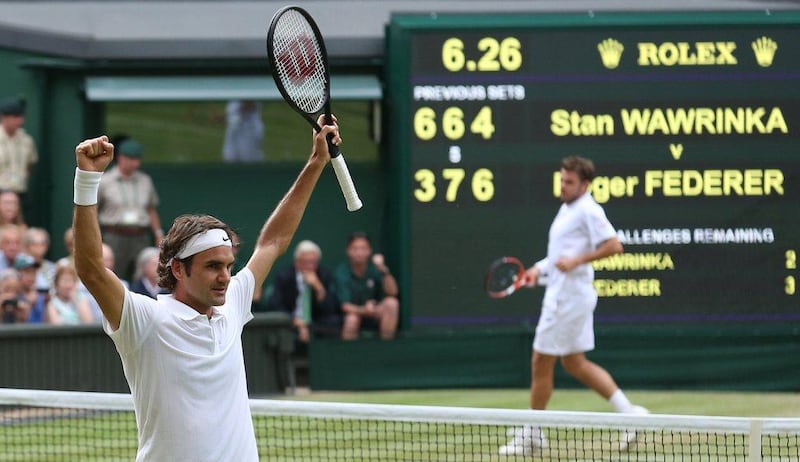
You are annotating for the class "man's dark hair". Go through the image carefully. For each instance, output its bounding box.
[561,156,596,182]
[157,214,236,291]
[346,231,371,246]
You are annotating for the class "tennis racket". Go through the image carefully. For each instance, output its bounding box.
[266,6,363,212]
[485,256,529,299]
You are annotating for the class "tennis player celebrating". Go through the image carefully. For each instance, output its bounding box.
[499,156,648,456]
[73,115,340,461]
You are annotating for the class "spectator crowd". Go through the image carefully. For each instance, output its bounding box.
[0,96,169,326]
[0,96,401,342]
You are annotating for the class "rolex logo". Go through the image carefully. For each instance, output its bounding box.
[598,38,624,69]
[751,36,778,67]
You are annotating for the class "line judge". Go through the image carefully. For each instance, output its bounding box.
[97,138,163,282]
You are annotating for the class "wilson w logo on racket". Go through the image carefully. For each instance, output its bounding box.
[267,6,363,212]
[277,36,319,84]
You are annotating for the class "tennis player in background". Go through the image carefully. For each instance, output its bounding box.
[500,156,648,456]
[72,115,340,461]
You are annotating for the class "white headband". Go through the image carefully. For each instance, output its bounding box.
[175,228,232,260]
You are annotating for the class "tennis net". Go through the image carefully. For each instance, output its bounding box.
[1,387,798,461]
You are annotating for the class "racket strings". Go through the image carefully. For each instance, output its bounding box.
[272,10,327,114]
[487,263,523,293]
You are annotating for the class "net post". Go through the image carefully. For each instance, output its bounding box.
[749,418,763,462]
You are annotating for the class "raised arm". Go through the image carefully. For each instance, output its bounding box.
[73,136,126,329]
[245,115,338,286]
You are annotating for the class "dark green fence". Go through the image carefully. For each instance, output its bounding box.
[309,325,800,391]
[0,313,294,395]
[3,314,799,393]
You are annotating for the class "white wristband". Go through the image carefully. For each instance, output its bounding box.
[74,168,103,206]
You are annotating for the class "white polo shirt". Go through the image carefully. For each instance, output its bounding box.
[104,268,258,462]
[536,191,616,306]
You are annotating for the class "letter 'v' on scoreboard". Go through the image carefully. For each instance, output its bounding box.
[385,11,800,327]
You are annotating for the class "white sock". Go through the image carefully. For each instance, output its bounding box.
[609,389,633,413]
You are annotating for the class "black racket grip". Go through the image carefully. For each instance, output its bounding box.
[326,133,341,158]
[324,134,362,212]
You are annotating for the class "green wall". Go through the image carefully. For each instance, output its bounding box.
[147,162,388,290]
[43,71,96,250]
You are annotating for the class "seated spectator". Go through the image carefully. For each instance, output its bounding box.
[0,190,26,231]
[130,246,166,299]
[14,253,46,322]
[0,224,24,271]
[333,232,399,340]
[267,240,341,343]
[80,243,128,323]
[46,265,93,325]
[55,225,126,323]
[56,226,75,268]
[24,227,56,293]
[0,268,29,323]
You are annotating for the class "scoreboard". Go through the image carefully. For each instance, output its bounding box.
[384,12,800,326]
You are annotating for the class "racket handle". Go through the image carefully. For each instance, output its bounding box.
[330,154,363,212]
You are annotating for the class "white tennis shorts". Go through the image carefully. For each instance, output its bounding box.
[533,288,597,356]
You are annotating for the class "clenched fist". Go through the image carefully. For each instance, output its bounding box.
[75,135,114,172]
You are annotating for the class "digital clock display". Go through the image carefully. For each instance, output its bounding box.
[385,12,800,326]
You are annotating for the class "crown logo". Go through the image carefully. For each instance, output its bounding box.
[751,36,778,67]
[597,38,624,69]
